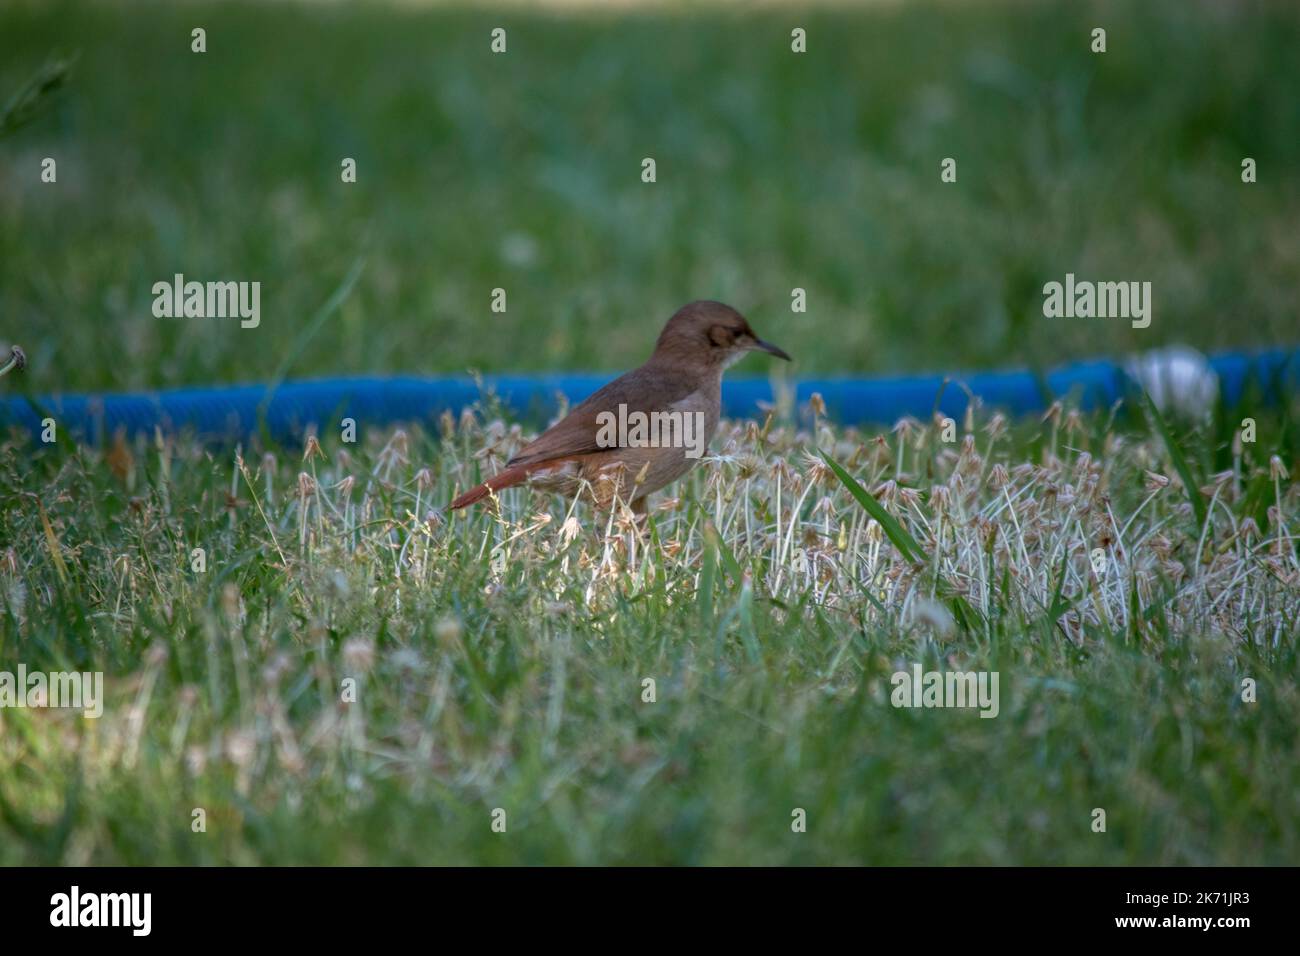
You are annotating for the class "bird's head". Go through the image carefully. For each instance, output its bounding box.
[652,300,792,370]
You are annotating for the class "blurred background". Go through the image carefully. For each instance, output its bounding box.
[1,0,1297,394]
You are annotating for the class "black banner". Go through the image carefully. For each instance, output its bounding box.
[0,867,1281,942]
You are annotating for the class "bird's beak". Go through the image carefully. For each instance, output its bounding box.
[754,338,792,361]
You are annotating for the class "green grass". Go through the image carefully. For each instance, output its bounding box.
[1,0,1299,392]
[1,399,1298,864]
[1,0,1299,864]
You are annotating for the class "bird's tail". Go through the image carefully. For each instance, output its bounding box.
[448,464,532,510]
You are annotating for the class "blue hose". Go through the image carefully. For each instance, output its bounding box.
[2,349,1296,446]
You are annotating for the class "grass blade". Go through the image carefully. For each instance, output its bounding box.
[1143,392,1207,530]
[819,450,927,563]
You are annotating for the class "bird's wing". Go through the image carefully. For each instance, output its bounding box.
[507,365,701,468]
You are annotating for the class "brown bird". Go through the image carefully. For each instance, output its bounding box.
[449,300,791,513]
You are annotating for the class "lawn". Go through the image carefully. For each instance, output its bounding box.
[2,0,1298,389]
[2,402,1297,864]
[1,0,1298,865]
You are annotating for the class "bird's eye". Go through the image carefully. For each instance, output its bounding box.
[708,324,735,348]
